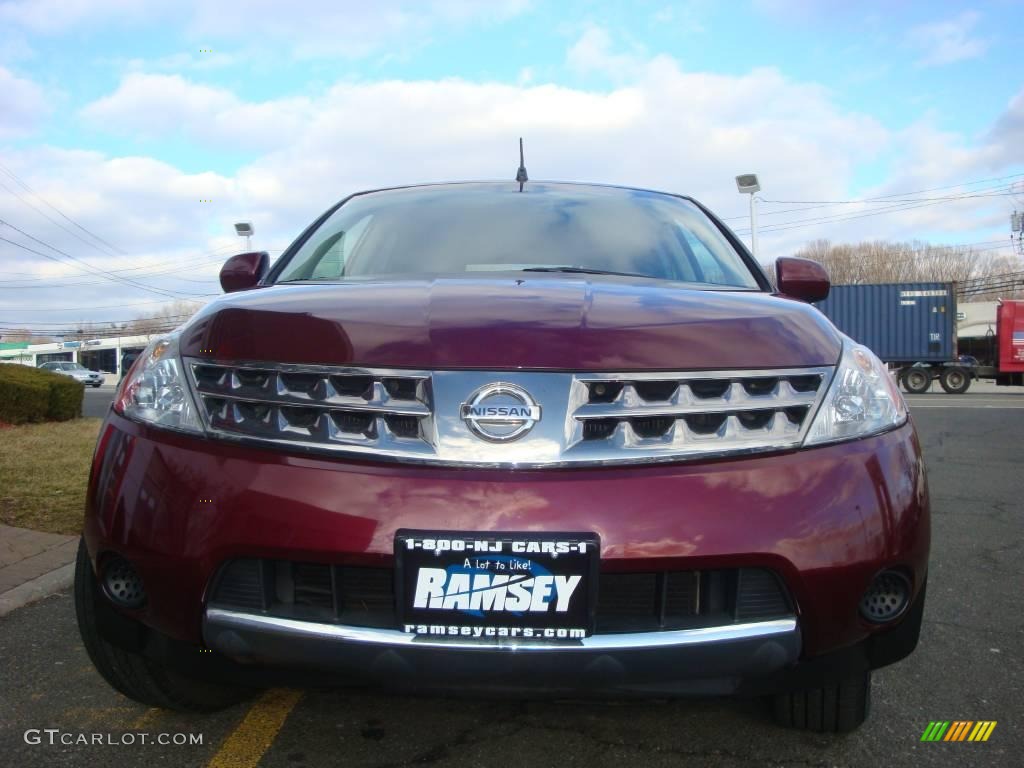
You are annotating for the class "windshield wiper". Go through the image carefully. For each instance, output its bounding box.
[520,266,655,279]
[277,276,343,283]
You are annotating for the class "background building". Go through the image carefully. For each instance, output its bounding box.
[0,334,153,384]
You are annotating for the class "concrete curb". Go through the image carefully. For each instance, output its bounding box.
[0,563,75,618]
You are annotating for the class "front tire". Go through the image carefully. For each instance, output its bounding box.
[772,671,872,733]
[74,538,253,711]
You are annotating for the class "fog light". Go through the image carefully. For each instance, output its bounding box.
[860,570,909,623]
[102,556,146,609]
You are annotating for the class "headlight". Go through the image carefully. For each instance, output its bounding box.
[804,340,907,446]
[113,334,203,434]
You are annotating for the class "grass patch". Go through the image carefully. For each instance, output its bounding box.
[0,418,102,535]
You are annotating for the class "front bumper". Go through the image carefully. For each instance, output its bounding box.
[203,610,799,695]
[84,411,929,688]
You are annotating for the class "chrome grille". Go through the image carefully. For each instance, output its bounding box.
[186,360,436,459]
[565,369,830,461]
[184,360,833,467]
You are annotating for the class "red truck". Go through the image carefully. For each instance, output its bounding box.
[897,298,1024,394]
[990,299,1024,386]
[75,181,928,733]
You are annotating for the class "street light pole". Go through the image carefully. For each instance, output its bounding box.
[749,193,758,258]
[234,222,254,252]
[735,174,761,259]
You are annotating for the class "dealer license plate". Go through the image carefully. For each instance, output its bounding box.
[395,530,599,640]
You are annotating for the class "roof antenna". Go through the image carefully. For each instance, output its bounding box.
[515,137,528,192]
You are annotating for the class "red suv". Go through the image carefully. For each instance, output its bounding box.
[76,182,928,732]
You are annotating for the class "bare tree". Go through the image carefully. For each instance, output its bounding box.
[794,239,1024,300]
[125,300,204,337]
[0,328,56,343]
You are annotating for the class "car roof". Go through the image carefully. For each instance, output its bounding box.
[343,180,696,206]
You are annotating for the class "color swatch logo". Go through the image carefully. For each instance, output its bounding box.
[920,721,997,742]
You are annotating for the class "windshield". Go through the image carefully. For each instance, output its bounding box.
[275,183,759,289]
[65,363,85,370]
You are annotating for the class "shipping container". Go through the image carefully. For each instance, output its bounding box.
[814,283,956,364]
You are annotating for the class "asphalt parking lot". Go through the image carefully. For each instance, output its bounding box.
[82,385,116,419]
[2,385,1021,767]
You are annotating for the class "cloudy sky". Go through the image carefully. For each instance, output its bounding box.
[0,0,1022,331]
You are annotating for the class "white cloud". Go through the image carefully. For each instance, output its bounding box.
[0,66,48,139]
[987,87,1024,166]
[566,26,645,79]
[0,0,157,34]
[23,52,885,312]
[908,11,990,67]
[187,0,531,60]
[4,36,1021,322]
[0,0,531,59]
[79,73,315,151]
[650,1,706,33]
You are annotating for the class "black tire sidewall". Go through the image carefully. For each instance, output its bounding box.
[940,368,970,394]
[74,538,252,711]
[903,370,931,394]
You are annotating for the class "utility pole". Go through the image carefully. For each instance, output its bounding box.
[735,174,761,258]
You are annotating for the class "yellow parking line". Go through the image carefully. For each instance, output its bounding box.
[207,689,303,768]
[131,707,163,730]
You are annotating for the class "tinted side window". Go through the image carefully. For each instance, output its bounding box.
[309,214,373,279]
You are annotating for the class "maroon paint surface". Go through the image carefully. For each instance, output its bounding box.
[85,412,928,658]
[180,277,841,370]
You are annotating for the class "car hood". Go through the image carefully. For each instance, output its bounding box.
[181,277,842,370]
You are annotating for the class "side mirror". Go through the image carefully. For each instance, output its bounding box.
[775,257,830,303]
[219,252,269,293]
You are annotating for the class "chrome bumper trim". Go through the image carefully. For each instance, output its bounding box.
[205,608,797,652]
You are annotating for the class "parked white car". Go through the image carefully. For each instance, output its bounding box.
[38,361,104,387]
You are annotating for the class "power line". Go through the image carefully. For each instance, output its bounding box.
[0,297,213,313]
[959,283,1024,296]
[749,198,1008,234]
[760,189,1018,206]
[797,238,1012,261]
[734,194,1017,235]
[0,313,198,326]
[958,269,1024,285]
[0,161,125,256]
[0,246,286,288]
[721,181,1018,222]
[721,171,1024,224]
[0,313,198,332]
[0,176,123,260]
[0,164,230,299]
[0,248,237,289]
[0,221,200,299]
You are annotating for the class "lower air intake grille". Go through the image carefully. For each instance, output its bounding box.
[212,559,264,611]
[209,561,793,634]
[735,568,792,621]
